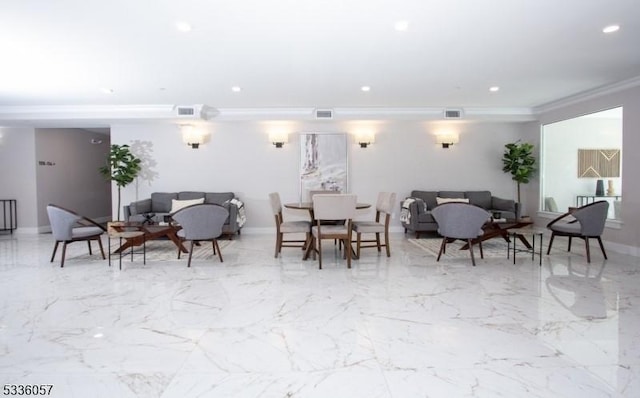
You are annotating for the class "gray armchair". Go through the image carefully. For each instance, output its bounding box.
[172,203,229,267]
[46,204,106,267]
[431,203,491,266]
[546,201,609,263]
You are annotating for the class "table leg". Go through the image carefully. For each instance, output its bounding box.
[513,233,517,265]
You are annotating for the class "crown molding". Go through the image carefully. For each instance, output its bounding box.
[534,75,640,114]
[0,104,537,127]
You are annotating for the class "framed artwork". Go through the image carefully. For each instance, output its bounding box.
[299,133,348,201]
[577,149,621,178]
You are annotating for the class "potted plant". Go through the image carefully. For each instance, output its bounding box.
[99,144,142,221]
[502,141,536,210]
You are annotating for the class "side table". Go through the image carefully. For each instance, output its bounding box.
[108,228,146,270]
[507,226,545,266]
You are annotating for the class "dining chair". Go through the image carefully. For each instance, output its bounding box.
[269,192,311,258]
[171,203,229,267]
[46,204,107,267]
[311,194,357,269]
[546,200,608,263]
[431,202,490,266]
[351,192,396,258]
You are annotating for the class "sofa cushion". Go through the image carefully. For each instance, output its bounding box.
[178,191,205,201]
[465,191,492,209]
[417,212,435,223]
[437,191,465,199]
[151,192,178,213]
[410,191,438,210]
[205,192,235,205]
[492,197,515,211]
[130,198,151,215]
[170,198,205,213]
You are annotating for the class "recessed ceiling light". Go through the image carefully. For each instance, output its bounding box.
[361,86,371,92]
[100,88,114,94]
[231,86,241,92]
[602,24,620,34]
[394,20,409,32]
[176,21,192,32]
[489,86,500,92]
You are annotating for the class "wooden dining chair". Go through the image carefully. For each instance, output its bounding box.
[311,194,357,269]
[269,192,311,258]
[351,192,396,258]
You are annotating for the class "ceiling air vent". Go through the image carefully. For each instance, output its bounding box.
[444,108,463,119]
[176,106,196,116]
[315,109,334,119]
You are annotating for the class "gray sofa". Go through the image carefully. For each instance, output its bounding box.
[400,190,519,238]
[123,191,245,236]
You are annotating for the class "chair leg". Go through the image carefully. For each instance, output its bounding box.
[376,232,381,252]
[547,233,555,255]
[436,237,446,261]
[478,240,484,259]
[87,241,93,255]
[274,232,281,258]
[468,240,476,266]
[50,241,60,263]
[356,233,362,258]
[187,241,194,267]
[97,238,106,259]
[317,236,322,269]
[211,240,216,254]
[346,237,352,268]
[384,229,391,257]
[568,236,572,252]
[597,237,608,260]
[584,237,591,263]
[60,242,68,268]
[214,240,224,262]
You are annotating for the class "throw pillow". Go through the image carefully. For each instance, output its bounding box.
[170,198,204,213]
[436,197,470,205]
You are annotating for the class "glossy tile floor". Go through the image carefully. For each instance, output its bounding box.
[0,232,639,398]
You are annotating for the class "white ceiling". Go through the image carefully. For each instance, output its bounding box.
[1,0,639,122]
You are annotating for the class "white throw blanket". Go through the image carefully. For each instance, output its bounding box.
[229,198,246,227]
[400,198,415,223]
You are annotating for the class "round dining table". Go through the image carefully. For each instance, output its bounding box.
[284,201,371,260]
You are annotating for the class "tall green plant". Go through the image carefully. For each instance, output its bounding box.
[502,141,536,205]
[99,144,141,220]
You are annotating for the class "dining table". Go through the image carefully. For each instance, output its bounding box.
[284,201,372,260]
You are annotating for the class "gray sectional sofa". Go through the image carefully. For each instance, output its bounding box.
[124,191,245,236]
[400,190,519,238]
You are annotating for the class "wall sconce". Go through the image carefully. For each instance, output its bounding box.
[356,132,375,148]
[269,132,288,148]
[181,125,204,149]
[435,133,459,148]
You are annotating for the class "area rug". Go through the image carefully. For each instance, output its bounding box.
[409,237,562,260]
[409,238,512,259]
[65,239,235,262]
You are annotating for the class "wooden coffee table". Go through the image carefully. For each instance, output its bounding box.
[110,222,188,254]
[460,218,534,250]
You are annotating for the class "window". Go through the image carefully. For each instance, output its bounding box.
[541,107,622,219]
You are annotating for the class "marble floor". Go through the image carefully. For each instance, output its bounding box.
[0,231,639,398]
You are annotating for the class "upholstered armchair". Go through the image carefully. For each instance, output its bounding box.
[46,204,106,267]
[546,201,609,263]
[431,203,491,266]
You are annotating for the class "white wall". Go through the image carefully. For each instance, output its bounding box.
[111,119,528,231]
[0,127,38,232]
